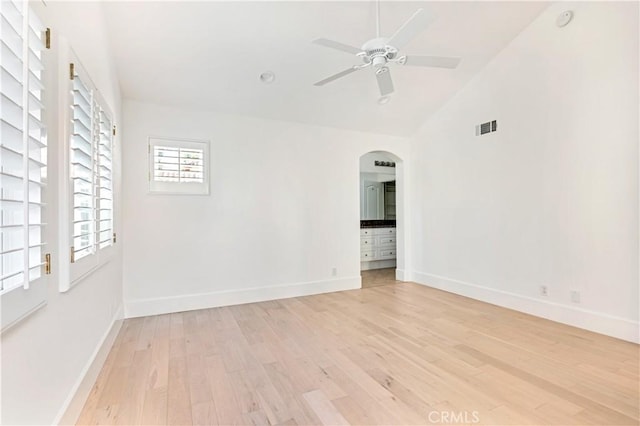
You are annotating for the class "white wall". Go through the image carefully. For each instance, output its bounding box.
[122,100,409,317]
[1,2,123,424]
[410,1,639,342]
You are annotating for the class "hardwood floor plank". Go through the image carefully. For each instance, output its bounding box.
[205,354,244,425]
[302,389,350,426]
[141,387,168,426]
[167,349,192,425]
[191,401,217,426]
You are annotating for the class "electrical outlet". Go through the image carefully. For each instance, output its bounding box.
[331,267,337,277]
[571,290,581,304]
[540,285,548,297]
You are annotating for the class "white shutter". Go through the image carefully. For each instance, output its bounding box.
[1,0,46,293]
[26,7,46,284]
[65,54,116,286]
[1,0,48,331]
[153,146,204,183]
[149,137,209,195]
[69,70,95,262]
[97,105,113,249]
[1,0,26,292]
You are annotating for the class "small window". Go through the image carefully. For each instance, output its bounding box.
[148,137,209,195]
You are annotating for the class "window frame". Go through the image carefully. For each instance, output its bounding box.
[148,136,210,195]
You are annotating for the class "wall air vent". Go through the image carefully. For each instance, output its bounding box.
[476,120,497,136]
[375,160,396,167]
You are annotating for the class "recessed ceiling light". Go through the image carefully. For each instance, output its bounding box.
[378,95,391,105]
[259,71,275,84]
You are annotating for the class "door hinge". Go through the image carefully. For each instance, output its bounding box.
[44,253,51,275]
[45,28,51,49]
[70,246,75,263]
[112,125,116,136]
[69,63,75,80]
[113,232,117,244]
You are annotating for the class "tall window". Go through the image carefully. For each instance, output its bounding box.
[1,0,48,330]
[66,56,115,285]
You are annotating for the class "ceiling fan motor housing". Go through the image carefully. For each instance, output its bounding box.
[361,37,397,67]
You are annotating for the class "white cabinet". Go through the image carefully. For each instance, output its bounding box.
[360,227,397,269]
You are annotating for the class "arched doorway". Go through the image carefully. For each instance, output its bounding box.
[358,151,405,287]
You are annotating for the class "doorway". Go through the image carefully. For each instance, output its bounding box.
[359,151,402,288]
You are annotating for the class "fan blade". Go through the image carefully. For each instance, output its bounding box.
[314,67,359,86]
[387,8,434,50]
[312,38,362,55]
[376,68,394,96]
[403,55,461,69]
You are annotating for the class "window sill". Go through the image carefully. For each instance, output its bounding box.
[66,248,116,292]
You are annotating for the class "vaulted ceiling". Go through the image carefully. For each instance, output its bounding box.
[102,1,548,136]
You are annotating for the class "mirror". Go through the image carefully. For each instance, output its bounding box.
[361,179,395,220]
[359,152,397,220]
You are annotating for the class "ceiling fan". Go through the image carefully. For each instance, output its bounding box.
[312,2,461,100]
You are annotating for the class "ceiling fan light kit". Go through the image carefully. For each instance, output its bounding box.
[378,95,391,105]
[312,3,461,101]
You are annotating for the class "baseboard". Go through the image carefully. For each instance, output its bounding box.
[395,269,412,282]
[125,276,362,319]
[412,271,639,344]
[54,304,124,425]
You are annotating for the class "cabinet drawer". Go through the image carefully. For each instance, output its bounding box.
[378,249,396,259]
[378,237,396,246]
[373,227,396,236]
[360,237,375,247]
[360,229,374,237]
[360,250,375,261]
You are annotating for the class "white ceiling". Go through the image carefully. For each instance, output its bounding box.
[102,1,548,137]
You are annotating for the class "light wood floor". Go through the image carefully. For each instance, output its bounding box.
[77,278,639,425]
[360,267,396,288]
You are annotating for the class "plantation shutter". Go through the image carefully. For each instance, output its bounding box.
[65,56,116,287]
[69,69,95,262]
[0,0,47,293]
[149,137,209,195]
[97,105,113,249]
[153,145,205,183]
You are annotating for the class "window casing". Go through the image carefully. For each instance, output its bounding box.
[0,0,48,330]
[149,137,209,195]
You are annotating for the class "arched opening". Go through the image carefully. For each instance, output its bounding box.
[358,151,405,288]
